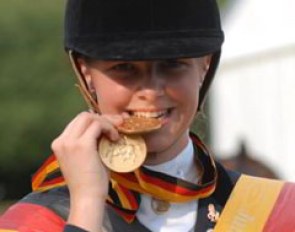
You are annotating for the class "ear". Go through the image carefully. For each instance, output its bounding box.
[204,54,213,72]
[200,54,213,86]
[76,58,95,92]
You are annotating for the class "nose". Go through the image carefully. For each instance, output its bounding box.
[136,63,165,100]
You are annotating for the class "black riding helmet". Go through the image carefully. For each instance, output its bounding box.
[64,0,224,111]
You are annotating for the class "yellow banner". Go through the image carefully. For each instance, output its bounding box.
[214,175,284,232]
[0,230,17,232]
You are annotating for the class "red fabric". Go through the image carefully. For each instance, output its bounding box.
[0,202,65,232]
[263,182,295,232]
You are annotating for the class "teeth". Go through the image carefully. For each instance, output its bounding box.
[133,110,166,118]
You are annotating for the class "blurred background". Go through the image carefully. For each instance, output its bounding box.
[211,0,295,181]
[0,0,294,212]
[0,0,84,208]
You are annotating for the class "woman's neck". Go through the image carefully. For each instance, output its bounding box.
[144,131,190,166]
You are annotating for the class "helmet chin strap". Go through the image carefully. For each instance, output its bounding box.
[68,50,101,114]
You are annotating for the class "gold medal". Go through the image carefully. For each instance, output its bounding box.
[99,134,147,173]
[117,117,162,134]
[99,117,161,172]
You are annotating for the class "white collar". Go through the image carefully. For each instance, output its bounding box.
[144,138,196,182]
[137,138,198,232]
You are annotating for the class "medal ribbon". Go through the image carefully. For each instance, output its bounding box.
[32,133,217,223]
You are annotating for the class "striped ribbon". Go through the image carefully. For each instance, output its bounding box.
[32,133,217,222]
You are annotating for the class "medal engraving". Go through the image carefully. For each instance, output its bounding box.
[99,117,161,172]
[99,135,146,173]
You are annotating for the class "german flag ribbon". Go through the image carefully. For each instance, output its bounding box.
[214,175,295,231]
[32,133,217,223]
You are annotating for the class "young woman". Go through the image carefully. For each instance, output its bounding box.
[2,0,294,232]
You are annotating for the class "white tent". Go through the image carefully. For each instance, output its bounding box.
[211,0,295,180]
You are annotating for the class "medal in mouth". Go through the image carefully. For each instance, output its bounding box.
[119,108,173,134]
[128,108,173,119]
[118,116,162,134]
[99,112,166,173]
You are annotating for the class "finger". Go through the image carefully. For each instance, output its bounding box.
[121,112,130,119]
[80,117,120,143]
[61,112,96,138]
[100,114,124,127]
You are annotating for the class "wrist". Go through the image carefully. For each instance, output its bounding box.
[70,187,108,200]
[68,194,106,232]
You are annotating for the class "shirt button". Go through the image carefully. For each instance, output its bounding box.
[177,169,184,177]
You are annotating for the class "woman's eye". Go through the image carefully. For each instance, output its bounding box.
[105,62,139,81]
[110,63,136,73]
[159,59,188,71]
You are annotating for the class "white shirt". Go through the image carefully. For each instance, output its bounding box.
[136,139,199,232]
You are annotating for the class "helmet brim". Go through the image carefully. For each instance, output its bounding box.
[65,30,223,61]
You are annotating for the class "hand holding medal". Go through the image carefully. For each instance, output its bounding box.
[76,90,162,173]
[71,52,162,173]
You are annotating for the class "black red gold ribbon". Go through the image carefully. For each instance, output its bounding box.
[32,133,217,223]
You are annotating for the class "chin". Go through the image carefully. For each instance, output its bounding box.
[145,136,172,153]
[143,128,189,158]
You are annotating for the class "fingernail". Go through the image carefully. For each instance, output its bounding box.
[110,132,120,141]
[121,112,130,119]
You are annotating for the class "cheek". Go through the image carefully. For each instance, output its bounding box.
[168,77,200,106]
[93,78,133,114]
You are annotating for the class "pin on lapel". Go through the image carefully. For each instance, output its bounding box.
[151,197,171,214]
[207,203,220,223]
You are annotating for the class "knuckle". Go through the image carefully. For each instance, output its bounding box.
[95,119,113,132]
[63,140,78,150]
[98,116,112,126]
[91,117,105,128]
[51,137,78,153]
[78,111,93,120]
[92,117,103,125]
[51,138,61,152]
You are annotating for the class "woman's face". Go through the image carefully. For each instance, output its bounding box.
[78,56,211,165]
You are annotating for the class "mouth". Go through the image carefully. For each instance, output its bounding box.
[127,108,173,120]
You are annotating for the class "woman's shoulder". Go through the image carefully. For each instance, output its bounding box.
[0,187,69,231]
[213,161,241,204]
[21,186,70,219]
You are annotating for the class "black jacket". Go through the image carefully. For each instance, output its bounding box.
[11,162,240,232]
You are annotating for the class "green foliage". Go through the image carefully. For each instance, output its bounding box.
[0,0,84,198]
[217,0,229,7]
